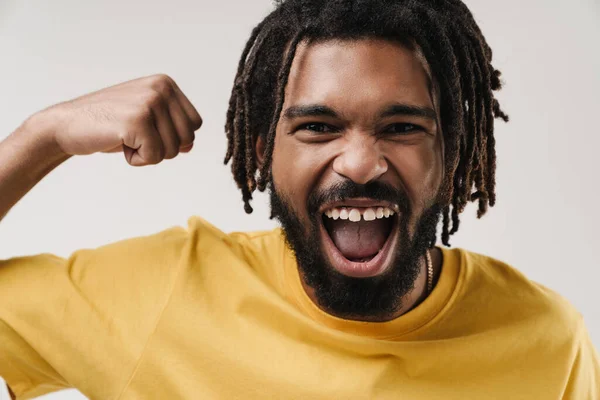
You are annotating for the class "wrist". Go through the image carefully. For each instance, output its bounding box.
[18,109,71,164]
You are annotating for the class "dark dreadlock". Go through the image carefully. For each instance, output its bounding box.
[224,0,509,246]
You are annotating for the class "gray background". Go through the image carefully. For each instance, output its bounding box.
[0,0,598,398]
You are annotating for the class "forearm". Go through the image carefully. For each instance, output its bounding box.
[0,114,71,222]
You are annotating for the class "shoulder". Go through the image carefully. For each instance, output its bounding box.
[226,224,287,266]
[227,226,286,252]
[79,222,190,261]
[186,216,282,250]
[450,247,583,338]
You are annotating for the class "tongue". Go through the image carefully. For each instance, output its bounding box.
[328,219,389,260]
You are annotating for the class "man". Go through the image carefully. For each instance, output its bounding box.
[0,0,598,398]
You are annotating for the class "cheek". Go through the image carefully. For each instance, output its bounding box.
[271,135,328,213]
[386,139,443,208]
[420,139,444,194]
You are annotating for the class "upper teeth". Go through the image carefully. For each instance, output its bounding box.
[324,206,396,222]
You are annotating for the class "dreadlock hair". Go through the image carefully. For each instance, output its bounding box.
[224,0,509,246]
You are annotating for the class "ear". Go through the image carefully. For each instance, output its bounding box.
[255,135,266,167]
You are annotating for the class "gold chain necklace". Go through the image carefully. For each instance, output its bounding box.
[425,250,433,294]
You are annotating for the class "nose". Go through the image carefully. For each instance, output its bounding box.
[332,135,388,184]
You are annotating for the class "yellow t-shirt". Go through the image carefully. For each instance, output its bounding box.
[0,216,598,400]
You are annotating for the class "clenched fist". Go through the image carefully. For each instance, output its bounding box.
[40,74,203,166]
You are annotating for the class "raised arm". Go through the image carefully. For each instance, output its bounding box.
[0,74,202,223]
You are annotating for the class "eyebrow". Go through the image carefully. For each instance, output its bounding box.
[283,104,339,120]
[282,103,437,121]
[380,104,437,121]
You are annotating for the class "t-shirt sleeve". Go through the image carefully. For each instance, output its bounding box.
[0,224,190,400]
[563,317,600,399]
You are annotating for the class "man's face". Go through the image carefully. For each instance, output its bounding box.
[263,38,444,320]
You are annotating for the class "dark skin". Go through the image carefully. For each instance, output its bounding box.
[258,38,444,321]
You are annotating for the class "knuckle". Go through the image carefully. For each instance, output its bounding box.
[182,118,193,133]
[147,73,171,84]
[180,138,194,148]
[165,149,179,160]
[149,74,175,98]
[166,136,181,159]
[181,131,196,146]
[153,73,174,84]
[148,147,165,164]
[144,90,166,109]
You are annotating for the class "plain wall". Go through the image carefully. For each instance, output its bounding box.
[0,0,598,398]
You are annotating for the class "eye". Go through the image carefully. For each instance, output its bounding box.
[297,122,338,134]
[383,123,424,135]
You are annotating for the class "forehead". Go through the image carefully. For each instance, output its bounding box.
[284,38,435,112]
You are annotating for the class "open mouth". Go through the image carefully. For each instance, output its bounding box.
[319,199,400,278]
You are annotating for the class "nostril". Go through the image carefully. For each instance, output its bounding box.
[332,153,388,185]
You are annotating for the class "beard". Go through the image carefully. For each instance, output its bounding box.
[269,179,442,321]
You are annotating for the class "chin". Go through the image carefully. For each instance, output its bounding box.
[268,181,441,318]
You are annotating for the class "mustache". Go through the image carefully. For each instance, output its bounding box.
[307,180,411,216]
